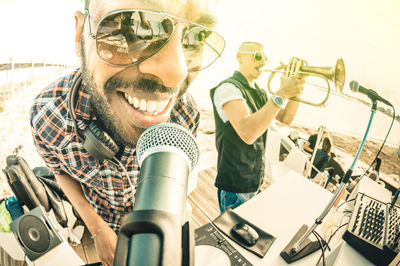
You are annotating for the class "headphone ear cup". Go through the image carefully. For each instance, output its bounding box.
[83,122,120,160]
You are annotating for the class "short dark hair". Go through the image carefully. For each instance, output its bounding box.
[374,157,381,172]
[322,137,331,153]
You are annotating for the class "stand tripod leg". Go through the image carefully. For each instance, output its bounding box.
[280,224,325,263]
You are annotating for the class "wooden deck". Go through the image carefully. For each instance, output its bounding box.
[188,167,220,227]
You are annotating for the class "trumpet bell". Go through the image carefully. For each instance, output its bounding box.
[265,57,346,107]
[334,58,345,92]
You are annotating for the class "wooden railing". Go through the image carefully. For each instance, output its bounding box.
[0,62,71,72]
[0,59,76,86]
[0,59,77,111]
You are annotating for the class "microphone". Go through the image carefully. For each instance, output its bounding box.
[349,80,392,106]
[134,122,199,218]
[114,123,199,266]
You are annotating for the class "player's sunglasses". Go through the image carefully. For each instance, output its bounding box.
[85,9,225,72]
[238,51,268,62]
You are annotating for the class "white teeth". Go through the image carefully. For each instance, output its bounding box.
[139,99,147,111]
[147,100,157,112]
[128,95,134,105]
[133,97,139,108]
[123,93,171,114]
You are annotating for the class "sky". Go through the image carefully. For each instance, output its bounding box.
[0,0,399,114]
[0,0,81,63]
[191,0,400,112]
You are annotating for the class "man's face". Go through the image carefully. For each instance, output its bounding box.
[239,46,267,81]
[76,0,216,147]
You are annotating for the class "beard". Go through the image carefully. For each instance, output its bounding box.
[79,37,192,147]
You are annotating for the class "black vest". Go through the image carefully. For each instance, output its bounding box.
[210,71,268,193]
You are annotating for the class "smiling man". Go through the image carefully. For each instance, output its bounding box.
[210,42,305,213]
[29,0,224,265]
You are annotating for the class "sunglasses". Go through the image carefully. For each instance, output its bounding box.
[85,9,225,72]
[239,51,268,62]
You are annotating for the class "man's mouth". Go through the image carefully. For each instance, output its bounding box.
[121,92,173,115]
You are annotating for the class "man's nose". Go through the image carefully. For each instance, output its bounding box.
[138,26,188,88]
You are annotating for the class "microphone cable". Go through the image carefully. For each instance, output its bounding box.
[349,104,396,190]
[315,222,349,266]
[312,230,326,266]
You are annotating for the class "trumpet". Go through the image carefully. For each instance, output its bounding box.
[262,58,345,107]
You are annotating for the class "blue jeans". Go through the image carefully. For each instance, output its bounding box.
[217,189,257,213]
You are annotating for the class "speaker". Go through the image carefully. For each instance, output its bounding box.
[10,206,63,261]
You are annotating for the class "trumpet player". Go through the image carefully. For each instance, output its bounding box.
[210,41,306,213]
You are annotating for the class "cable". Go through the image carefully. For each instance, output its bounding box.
[312,230,326,266]
[351,105,396,188]
[315,222,349,266]
[114,157,138,207]
[314,230,330,251]
[342,210,353,215]
[336,198,356,210]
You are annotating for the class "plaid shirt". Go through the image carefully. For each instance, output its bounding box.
[30,69,200,232]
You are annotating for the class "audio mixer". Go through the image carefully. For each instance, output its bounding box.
[342,193,400,265]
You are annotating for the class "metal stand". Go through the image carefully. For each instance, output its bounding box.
[280,100,378,263]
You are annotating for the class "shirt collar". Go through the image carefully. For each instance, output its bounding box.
[74,72,95,122]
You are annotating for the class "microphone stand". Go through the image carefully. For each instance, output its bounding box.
[114,211,194,266]
[113,150,195,266]
[280,99,378,263]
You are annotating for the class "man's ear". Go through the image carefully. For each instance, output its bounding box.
[74,11,85,57]
[236,53,242,64]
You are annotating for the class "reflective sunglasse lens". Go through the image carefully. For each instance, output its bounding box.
[94,10,225,71]
[183,27,225,71]
[96,11,174,66]
[254,52,263,61]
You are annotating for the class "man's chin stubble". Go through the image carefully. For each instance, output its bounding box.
[80,41,134,147]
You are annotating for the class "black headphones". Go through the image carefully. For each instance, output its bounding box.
[68,73,120,161]
[67,73,135,197]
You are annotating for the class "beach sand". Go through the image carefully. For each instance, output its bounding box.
[198,108,400,180]
[290,124,400,176]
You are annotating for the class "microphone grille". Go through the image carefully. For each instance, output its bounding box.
[349,80,359,92]
[136,123,199,170]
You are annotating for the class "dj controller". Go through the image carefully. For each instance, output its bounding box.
[194,223,253,266]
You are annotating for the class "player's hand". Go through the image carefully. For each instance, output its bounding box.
[93,225,118,266]
[275,57,306,99]
[276,74,305,99]
[285,57,306,77]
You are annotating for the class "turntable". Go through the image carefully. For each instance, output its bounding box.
[195,245,230,266]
